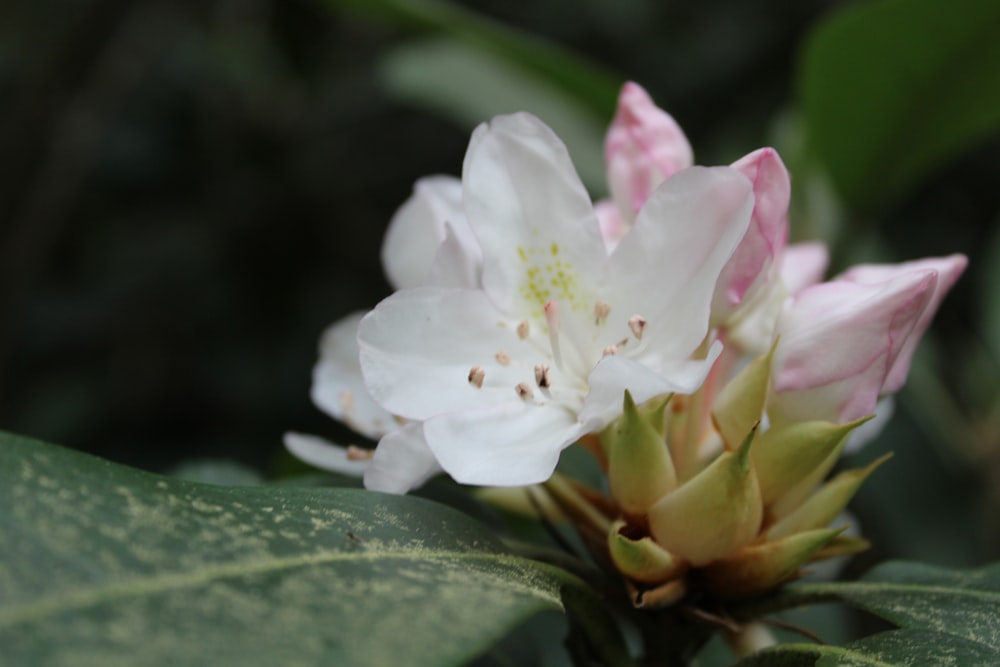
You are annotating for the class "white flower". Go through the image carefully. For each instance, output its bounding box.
[285,176,481,493]
[358,113,754,486]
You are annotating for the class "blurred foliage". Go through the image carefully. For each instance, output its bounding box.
[798,0,1000,213]
[0,0,997,631]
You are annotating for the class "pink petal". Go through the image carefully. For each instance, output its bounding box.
[781,242,831,294]
[594,198,629,252]
[712,148,790,323]
[770,270,937,424]
[605,82,694,220]
[839,254,967,393]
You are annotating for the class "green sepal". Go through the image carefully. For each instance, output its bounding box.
[702,527,842,598]
[753,415,873,509]
[712,341,776,450]
[604,391,676,516]
[607,519,686,584]
[768,453,892,540]
[647,426,762,566]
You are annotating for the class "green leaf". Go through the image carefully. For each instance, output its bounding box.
[0,432,607,667]
[733,560,1000,666]
[799,0,1000,211]
[327,0,620,116]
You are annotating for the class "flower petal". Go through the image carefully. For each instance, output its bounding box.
[381,176,464,290]
[579,345,722,427]
[839,254,967,393]
[712,148,790,323]
[605,82,693,220]
[781,242,830,294]
[283,432,370,477]
[462,112,606,317]
[770,270,937,424]
[605,166,754,363]
[358,287,546,420]
[365,422,442,494]
[424,401,586,486]
[311,312,397,439]
[594,198,629,252]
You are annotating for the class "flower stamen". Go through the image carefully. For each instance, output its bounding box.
[544,300,565,371]
[515,382,535,399]
[534,363,551,388]
[594,301,611,325]
[628,314,647,340]
[602,345,618,357]
[517,321,531,340]
[468,365,486,388]
[346,445,374,461]
[495,350,511,366]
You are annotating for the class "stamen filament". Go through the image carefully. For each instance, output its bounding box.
[544,300,565,371]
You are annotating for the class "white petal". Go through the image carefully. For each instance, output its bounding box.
[311,312,397,439]
[606,166,754,362]
[365,422,442,494]
[381,176,464,290]
[284,432,370,477]
[578,343,722,427]
[358,287,546,420]
[424,401,586,486]
[426,218,482,288]
[462,113,607,317]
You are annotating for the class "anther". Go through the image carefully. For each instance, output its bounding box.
[534,364,551,388]
[495,351,511,366]
[602,345,618,357]
[628,314,647,340]
[515,382,535,399]
[468,365,486,388]
[594,301,611,324]
[346,445,374,461]
[517,321,530,339]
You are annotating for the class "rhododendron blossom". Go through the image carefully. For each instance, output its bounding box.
[358,112,754,486]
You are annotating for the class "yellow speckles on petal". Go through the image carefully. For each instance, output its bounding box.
[517,243,587,314]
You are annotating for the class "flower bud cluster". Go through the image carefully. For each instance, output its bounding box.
[287,80,966,604]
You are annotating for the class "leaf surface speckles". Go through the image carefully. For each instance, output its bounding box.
[0,433,582,667]
[733,560,1000,666]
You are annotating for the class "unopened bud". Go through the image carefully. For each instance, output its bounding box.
[712,342,776,449]
[702,527,842,598]
[603,391,676,516]
[753,415,873,509]
[767,453,892,540]
[648,426,762,566]
[608,519,686,584]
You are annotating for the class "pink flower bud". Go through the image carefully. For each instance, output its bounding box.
[838,254,967,393]
[769,269,938,425]
[711,148,791,324]
[780,242,830,295]
[605,82,693,221]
